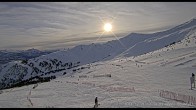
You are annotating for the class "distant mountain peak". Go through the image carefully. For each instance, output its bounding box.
[180,18,196,27]
[191,17,196,21]
[26,48,41,52]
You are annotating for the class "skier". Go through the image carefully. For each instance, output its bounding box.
[192,73,195,88]
[94,97,98,108]
[190,74,194,90]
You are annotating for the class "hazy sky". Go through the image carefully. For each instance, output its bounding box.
[0,2,196,50]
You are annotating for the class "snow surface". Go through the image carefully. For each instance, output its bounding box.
[0,19,196,108]
[1,46,196,108]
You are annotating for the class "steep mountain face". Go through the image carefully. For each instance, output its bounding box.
[120,19,196,57]
[0,19,196,90]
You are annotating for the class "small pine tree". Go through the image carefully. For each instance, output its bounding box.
[21,59,28,64]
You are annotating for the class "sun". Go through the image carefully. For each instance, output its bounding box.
[104,23,112,32]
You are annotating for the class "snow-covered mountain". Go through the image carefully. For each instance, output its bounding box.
[1,28,196,107]
[0,48,55,66]
[0,18,196,90]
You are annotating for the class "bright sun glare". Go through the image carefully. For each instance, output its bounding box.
[104,23,112,32]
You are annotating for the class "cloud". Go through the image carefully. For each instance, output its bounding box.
[0,2,196,50]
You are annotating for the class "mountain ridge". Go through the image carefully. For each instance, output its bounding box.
[0,18,196,90]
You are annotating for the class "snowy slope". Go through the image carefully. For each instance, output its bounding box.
[0,19,196,108]
[0,18,196,91]
[0,40,196,107]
